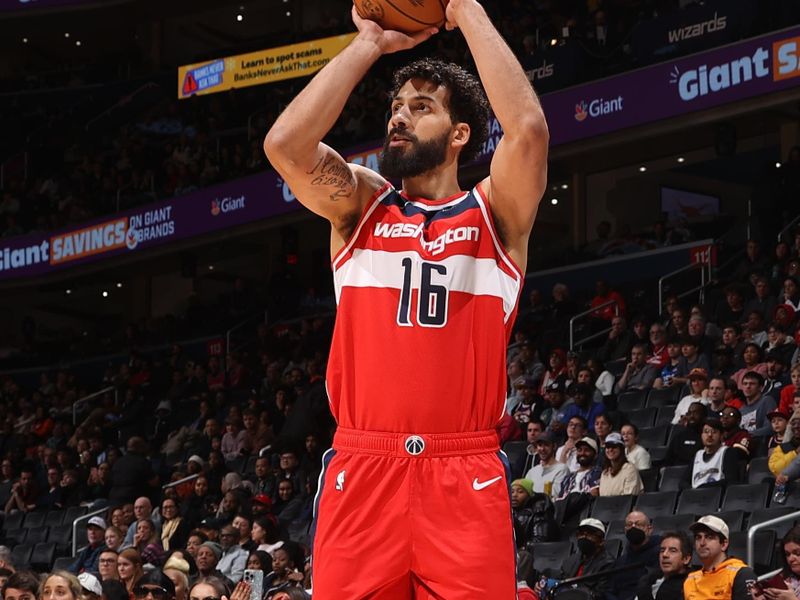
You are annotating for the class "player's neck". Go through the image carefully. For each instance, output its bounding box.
[401,164,461,201]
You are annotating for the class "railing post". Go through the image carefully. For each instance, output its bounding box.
[73,506,109,556]
[163,473,199,491]
[747,509,800,569]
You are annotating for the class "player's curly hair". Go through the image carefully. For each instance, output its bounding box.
[390,58,490,164]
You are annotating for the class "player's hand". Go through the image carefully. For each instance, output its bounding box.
[352,6,437,54]
[445,0,479,31]
[230,581,250,600]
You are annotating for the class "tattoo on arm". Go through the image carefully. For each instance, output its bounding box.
[306,156,355,202]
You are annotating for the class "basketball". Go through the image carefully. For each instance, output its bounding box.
[353,0,449,34]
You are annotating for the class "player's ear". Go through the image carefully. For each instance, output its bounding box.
[451,122,470,149]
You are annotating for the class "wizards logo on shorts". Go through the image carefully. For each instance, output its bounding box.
[181,60,225,97]
[574,101,588,122]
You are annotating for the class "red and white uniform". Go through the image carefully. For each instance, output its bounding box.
[313,183,523,599]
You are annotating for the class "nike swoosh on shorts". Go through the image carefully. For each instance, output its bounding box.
[472,475,502,491]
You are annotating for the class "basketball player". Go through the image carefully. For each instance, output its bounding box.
[264,0,548,597]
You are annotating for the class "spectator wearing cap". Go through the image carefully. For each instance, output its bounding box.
[719,407,752,462]
[131,570,176,600]
[77,573,103,600]
[596,316,635,365]
[511,377,544,426]
[621,424,651,471]
[763,351,790,401]
[672,369,710,425]
[777,363,800,415]
[195,542,231,587]
[684,515,756,600]
[555,518,616,599]
[511,478,557,553]
[560,383,605,434]
[251,493,273,518]
[599,432,643,496]
[69,515,108,575]
[766,409,789,454]
[688,419,741,489]
[609,510,662,600]
[614,344,659,394]
[739,371,777,437]
[541,379,571,435]
[636,530,693,600]
[672,338,711,388]
[556,416,588,472]
[556,437,602,528]
[217,525,248,583]
[525,430,569,499]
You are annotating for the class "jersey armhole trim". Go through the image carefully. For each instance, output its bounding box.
[331,182,393,271]
[473,182,524,281]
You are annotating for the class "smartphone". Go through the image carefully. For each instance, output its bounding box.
[243,569,264,600]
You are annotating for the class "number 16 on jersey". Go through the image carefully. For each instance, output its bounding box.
[397,258,449,328]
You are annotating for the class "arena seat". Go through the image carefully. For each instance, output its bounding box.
[605,538,623,558]
[750,507,797,538]
[626,408,656,429]
[728,530,776,573]
[651,513,694,535]
[640,468,659,493]
[47,524,72,555]
[23,512,46,528]
[637,427,666,449]
[590,495,634,523]
[2,511,24,532]
[675,487,722,516]
[25,526,49,545]
[30,542,56,571]
[655,406,677,427]
[5,528,26,546]
[647,446,669,466]
[658,466,690,492]
[605,519,626,541]
[634,491,678,518]
[722,483,770,513]
[63,506,87,526]
[44,510,65,528]
[617,390,648,413]
[10,543,33,568]
[747,457,774,485]
[502,440,528,473]
[51,556,74,571]
[532,541,572,576]
[715,510,745,532]
[646,387,683,408]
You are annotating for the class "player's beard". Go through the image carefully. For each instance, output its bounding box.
[378,129,450,179]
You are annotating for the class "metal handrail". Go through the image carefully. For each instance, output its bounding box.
[657,243,713,314]
[568,299,620,351]
[73,385,115,425]
[163,473,199,491]
[747,509,800,569]
[225,310,269,355]
[72,506,109,556]
[778,213,800,243]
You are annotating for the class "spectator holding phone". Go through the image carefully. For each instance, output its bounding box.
[751,525,800,600]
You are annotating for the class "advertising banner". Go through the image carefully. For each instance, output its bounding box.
[543,24,800,147]
[631,0,757,64]
[0,171,300,281]
[177,33,356,99]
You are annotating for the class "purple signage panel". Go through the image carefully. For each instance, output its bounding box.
[0,171,298,281]
[542,25,800,146]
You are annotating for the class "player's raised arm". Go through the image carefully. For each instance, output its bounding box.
[446,0,549,268]
[263,9,437,232]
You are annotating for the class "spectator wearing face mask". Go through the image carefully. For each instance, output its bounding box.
[608,511,661,600]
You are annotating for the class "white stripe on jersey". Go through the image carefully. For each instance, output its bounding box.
[472,186,523,281]
[334,249,520,322]
[404,193,469,211]
[331,185,394,276]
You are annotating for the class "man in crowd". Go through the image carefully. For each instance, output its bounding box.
[596,316,634,364]
[513,418,544,479]
[706,377,730,418]
[556,416,588,472]
[559,518,616,599]
[684,515,756,600]
[217,525,248,583]
[719,407,752,462]
[97,549,118,582]
[561,384,604,433]
[635,530,692,600]
[763,351,789,401]
[123,497,156,547]
[69,516,107,575]
[526,430,568,498]
[557,437,602,525]
[609,510,661,600]
[739,372,776,437]
[615,344,659,394]
[690,419,741,489]
[2,571,41,600]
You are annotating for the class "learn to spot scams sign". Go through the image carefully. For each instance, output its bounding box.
[177,33,356,98]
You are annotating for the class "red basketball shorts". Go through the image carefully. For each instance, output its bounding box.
[310,428,517,599]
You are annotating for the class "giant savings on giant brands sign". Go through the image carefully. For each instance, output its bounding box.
[670,34,800,101]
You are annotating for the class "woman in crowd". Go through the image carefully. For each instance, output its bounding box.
[731,343,768,388]
[134,518,165,567]
[252,516,283,555]
[185,530,209,559]
[621,423,651,471]
[593,414,613,451]
[110,507,128,537]
[160,496,190,552]
[41,572,82,600]
[265,542,306,599]
[181,475,215,528]
[246,550,273,573]
[598,432,643,496]
[752,525,800,599]
[104,526,123,552]
[117,547,144,594]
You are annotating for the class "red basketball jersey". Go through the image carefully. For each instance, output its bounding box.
[326,182,523,433]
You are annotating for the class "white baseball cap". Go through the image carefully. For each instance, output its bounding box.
[78,573,102,596]
[578,518,606,535]
[87,516,107,530]
[576,437,598,453]
[690,515,729,540]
